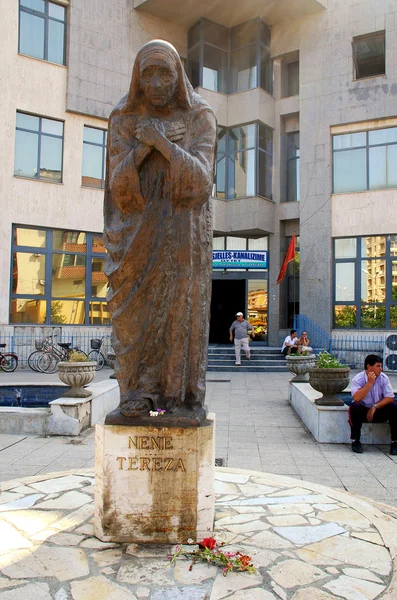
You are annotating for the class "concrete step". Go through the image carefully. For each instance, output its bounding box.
[207,365,288,372]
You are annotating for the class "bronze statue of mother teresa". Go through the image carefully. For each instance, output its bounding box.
[103,40,216,426]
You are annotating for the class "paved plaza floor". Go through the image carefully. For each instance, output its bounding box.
[1,368,397,507]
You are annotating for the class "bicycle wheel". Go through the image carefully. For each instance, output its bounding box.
[0,354,18,372]
[28,351,42,372]
[38,352,60,374]
[88,350,105,371]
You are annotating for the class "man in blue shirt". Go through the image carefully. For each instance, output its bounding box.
[350,354,397,454]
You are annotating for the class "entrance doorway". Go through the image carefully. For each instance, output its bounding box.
[210,280,245,344]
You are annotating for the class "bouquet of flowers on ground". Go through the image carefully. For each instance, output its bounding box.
[169,535,257,577]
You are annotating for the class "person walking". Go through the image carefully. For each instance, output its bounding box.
[229,312,254,366]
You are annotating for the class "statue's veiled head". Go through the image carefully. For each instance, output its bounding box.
[123,40,193,113]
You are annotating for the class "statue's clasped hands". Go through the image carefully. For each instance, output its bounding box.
[135,118,166,148]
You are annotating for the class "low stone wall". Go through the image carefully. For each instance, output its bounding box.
[0,380,120,436]
[289,382,390,444]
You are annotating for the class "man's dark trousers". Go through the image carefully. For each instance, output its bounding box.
[349,402,397,440]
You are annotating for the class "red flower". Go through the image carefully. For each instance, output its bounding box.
[199,536,217,550]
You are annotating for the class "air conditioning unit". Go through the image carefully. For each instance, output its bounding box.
[384,334,397,372]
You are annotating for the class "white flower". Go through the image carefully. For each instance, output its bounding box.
[149,411,159,417]
[187,538,194,544]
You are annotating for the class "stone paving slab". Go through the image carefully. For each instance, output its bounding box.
[0,467,396,599]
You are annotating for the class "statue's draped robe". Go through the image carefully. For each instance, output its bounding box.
[104,102,216,412]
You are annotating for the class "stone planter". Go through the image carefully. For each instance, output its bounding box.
[308,367,350,406]
[286,354,317,382]
[57,362,96,398]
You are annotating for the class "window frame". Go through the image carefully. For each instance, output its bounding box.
[286,131,300,202]
[333,235,397,329]
[82,126,107,189]
[332,126,397,194]
[10,225,110,326]
[215,120,273,200]
[352,30,385,81]
[14,111,64,183]
[18,0,67,66]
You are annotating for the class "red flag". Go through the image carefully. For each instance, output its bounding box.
[276,233,296,284]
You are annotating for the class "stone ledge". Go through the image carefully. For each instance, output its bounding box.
[289,382,391,443]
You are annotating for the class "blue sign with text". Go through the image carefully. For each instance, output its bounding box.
[212,250,268,269]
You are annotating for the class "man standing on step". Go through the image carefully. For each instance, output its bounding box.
[229,312,254,366]
[350,354,397,455]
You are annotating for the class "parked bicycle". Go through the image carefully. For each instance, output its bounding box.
[28,336,87,374]
[0,343,18,372]
[87,337,106,371]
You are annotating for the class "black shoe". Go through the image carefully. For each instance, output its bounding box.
[352,440,363,453]
[390,442,397,455]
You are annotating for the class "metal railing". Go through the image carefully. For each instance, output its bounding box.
[0,329,113,368]
[293,314,332,353]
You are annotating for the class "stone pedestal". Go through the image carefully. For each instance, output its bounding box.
[94,413,215,543]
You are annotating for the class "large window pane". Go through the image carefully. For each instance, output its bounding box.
[82,143,104,188]
[202,19,228,50]
[390,306,397,327]
[188,21,200,49]
[83,127,104,144]
[230,20,257,49]
[248,237,268,251]
[259,123,272,153]
[287,61,299,96]
[369,145,397,190]
[229,149,256,198]
[248,279,267,341]
[335,238,356,258]
[333,132,366,150]
[48,20,64,64]
[40,135,62,182]
[10,298,46,324]
[12,253,45,295]
[89,302,111,325]
[186,45,200,88]
[92,235,107,253]
[21,0,45,10]
[51,300,85,325]
[361,260,385,302]
[391,236,397,256]
[229,124,256,152]
[335,263,355,301]
[16,113,39,131]
[13,228,46,248]
[369,127,397,145]
[14,130,39,178]
[92,258,107,297]
[287,156,299,202]
[215,156,226,198]
[42,118,63,136]
[230,46,257,93]
[260,45,272,94]
[392,261,397,300]
[361,236,386,257]
[226,237,246,250]
[53,230,86,252]
[48,3,65,20]
[258,149,272,199]
[202,45,227,93]
[333,148,366,193]
[19,11,44,59]
[52,255,86,298]
[361,305,386,328]
[212,237,225,250]
[334,305,356,328]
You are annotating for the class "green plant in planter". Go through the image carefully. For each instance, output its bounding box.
[316,351,346,368]
[67,351,91,362]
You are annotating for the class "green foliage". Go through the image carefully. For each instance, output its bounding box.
[334,306,356,328]
[316,351,346,368]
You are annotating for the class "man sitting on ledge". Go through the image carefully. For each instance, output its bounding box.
[350,354,397,455]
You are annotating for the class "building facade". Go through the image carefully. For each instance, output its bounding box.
[1,0,397,349]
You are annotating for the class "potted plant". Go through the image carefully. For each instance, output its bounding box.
[57,351,96,398]
[285,352,317,382]
[308,351,350,406]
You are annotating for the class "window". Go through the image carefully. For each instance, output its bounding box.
[19,0,66,66]
[333,235,397,329]
[14,112,64,183]
[280,235,300,328]
[215,121,272,199]
[333,126,397,193]
[286,132,300,202]
[352,31,385,80]
[82,127,107,189]
[186,18,272,95]
[287,61,299,96]
[10,226,110,325]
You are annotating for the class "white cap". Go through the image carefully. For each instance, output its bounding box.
[236,312,243,317]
